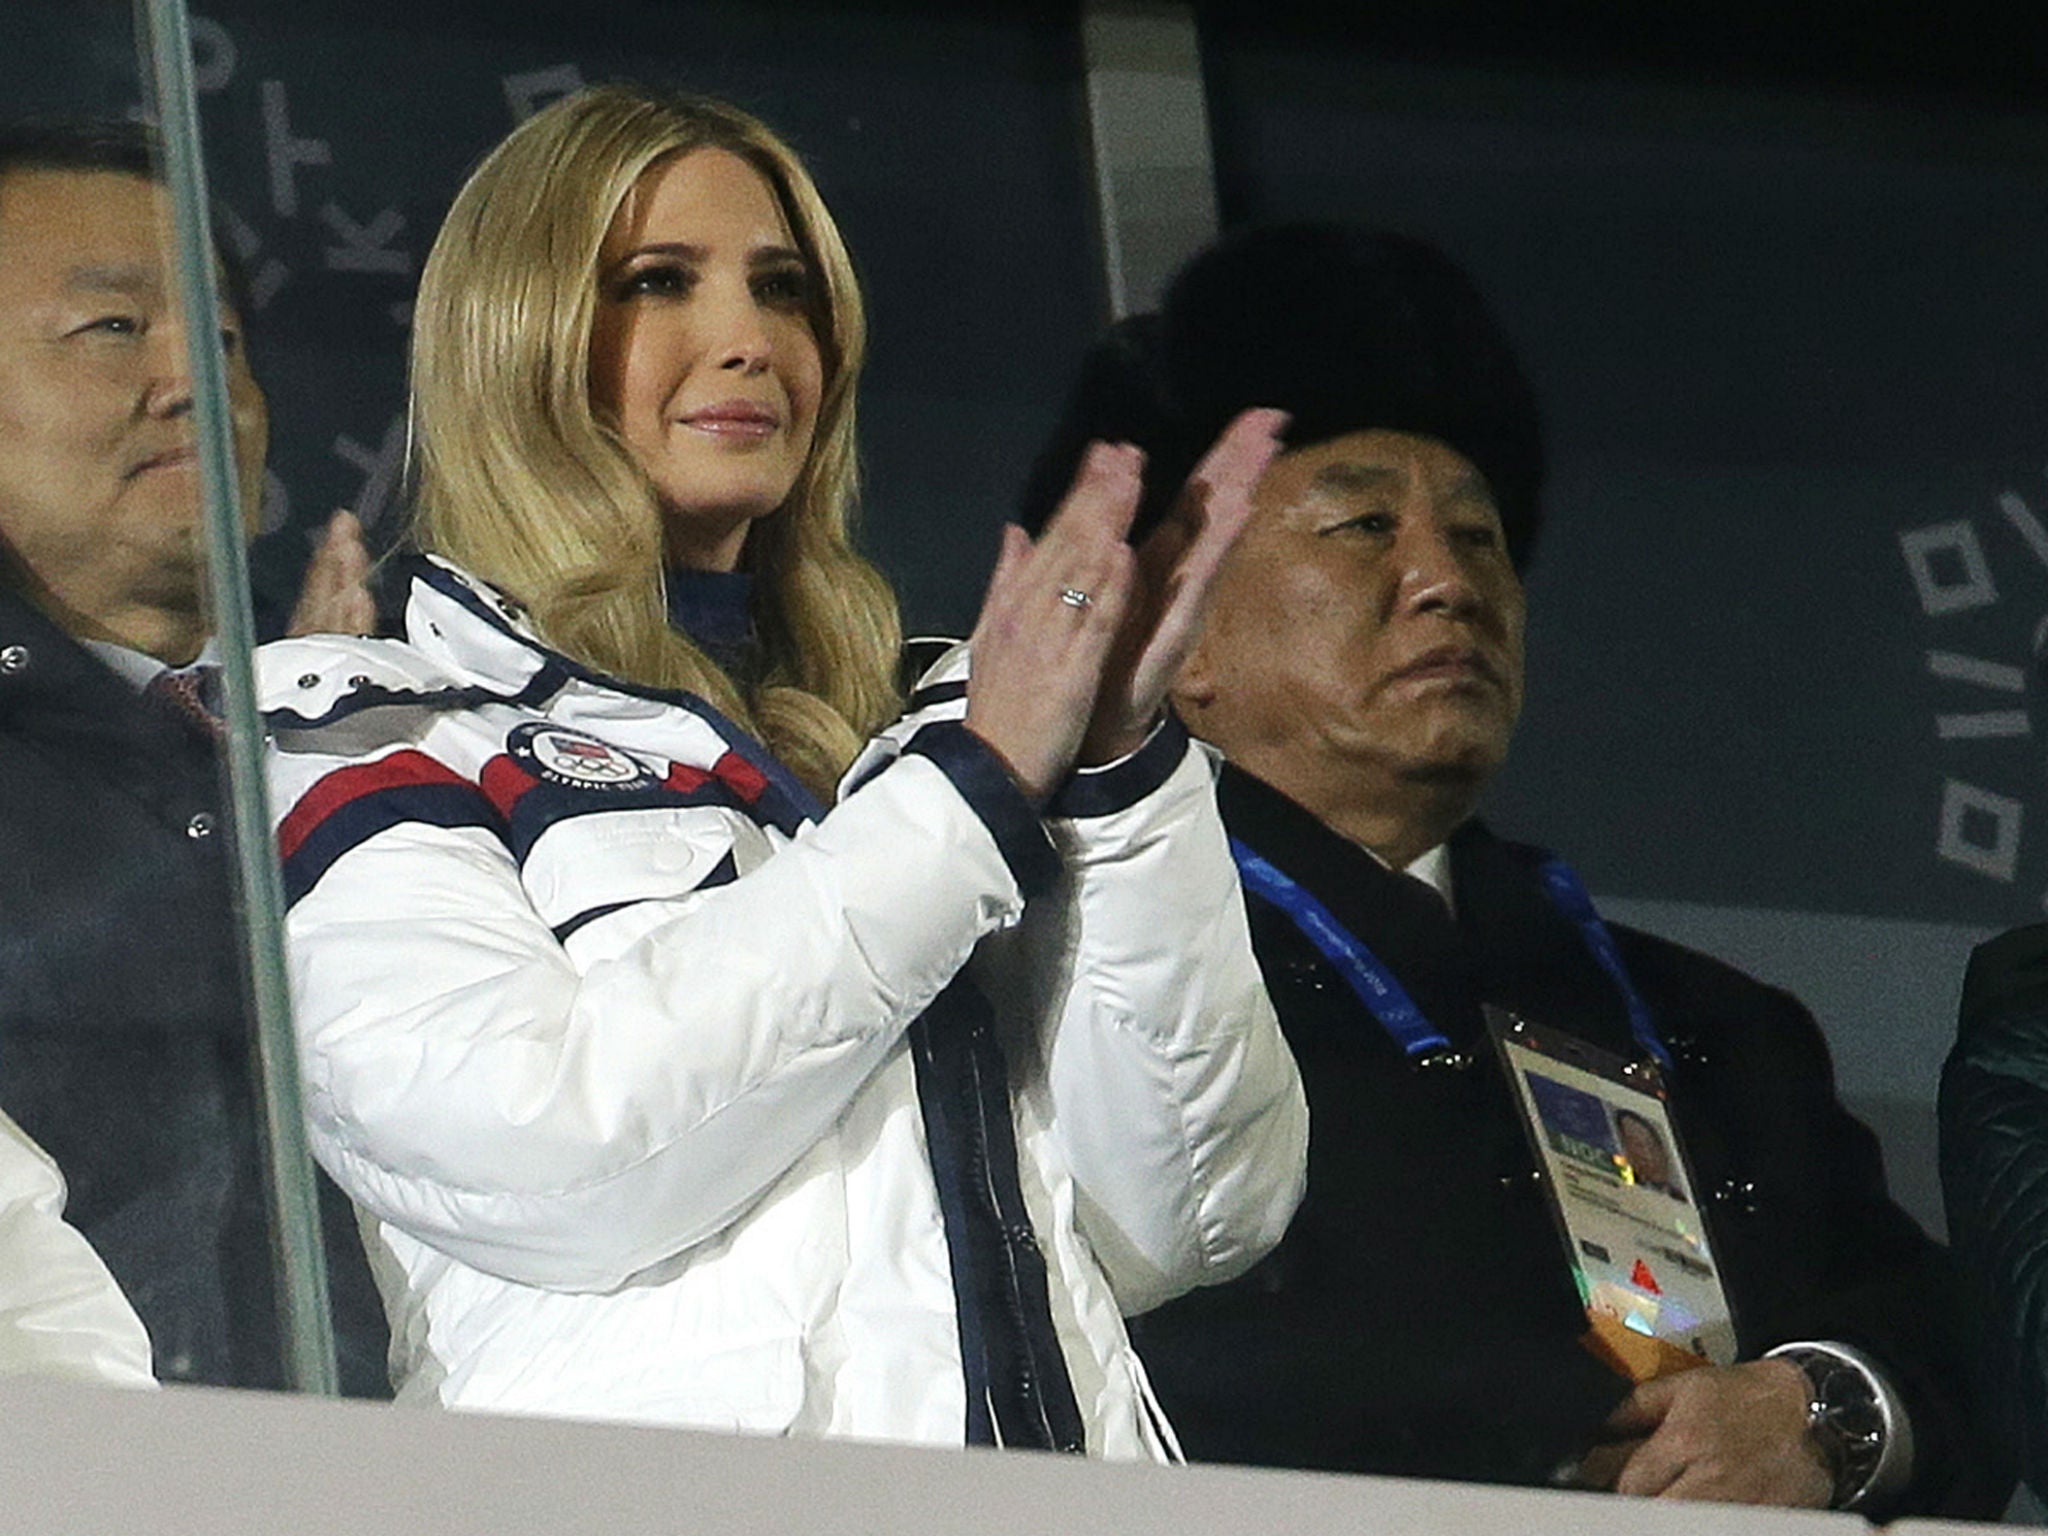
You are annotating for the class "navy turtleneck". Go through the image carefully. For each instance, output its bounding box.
[664,567,757,681]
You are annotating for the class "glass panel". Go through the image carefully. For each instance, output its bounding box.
[135,0,338,1395]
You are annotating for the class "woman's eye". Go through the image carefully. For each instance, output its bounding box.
[617,264,693,299]
[1323,511,1395,538]
[752,266,811,309]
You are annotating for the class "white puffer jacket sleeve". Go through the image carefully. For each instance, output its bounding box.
[0,1112,155,1387]
[863,644,1308,1316]
[1020,731,1306,1315]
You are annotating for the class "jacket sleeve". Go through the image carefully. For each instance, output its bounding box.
[1940,923,2048,1502]
[263,642,1050,1295]
[992,719,1308,1317]
[1621,926,2012,1518]
[0,1112,155,1388]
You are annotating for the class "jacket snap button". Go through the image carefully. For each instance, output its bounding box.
[186,811,217,840]
[0,644,28,675]
[347,674,371,690]
[297,673,320,688]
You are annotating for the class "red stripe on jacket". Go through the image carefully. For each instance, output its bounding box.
[277,750,478,861]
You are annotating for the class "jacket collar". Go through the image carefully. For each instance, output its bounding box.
[1217,764,1464,966]
[1217,762,1634,1052]
[0,581,218,810]
[399,554,564,697]
[0,584,176,742]
[390,554,824,823]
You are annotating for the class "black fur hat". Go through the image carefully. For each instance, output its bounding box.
[1019,222,1545,570]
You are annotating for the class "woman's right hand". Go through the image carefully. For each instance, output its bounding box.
[964,442,1144,803]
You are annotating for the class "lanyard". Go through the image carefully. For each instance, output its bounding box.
[1230,837,1673,1072]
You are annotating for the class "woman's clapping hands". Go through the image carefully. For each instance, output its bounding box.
[965,408,1285,802]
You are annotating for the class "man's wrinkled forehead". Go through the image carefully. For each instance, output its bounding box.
[0,168,238,316]
[59,259,160,297]
[0,166,160,263]
[1303,458,1495,507]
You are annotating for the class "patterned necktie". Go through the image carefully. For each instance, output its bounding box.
[145,663,226,743]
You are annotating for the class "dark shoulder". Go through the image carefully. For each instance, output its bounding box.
[1609,919,1839,1091]
[1478,829,1827,1068]
[1959,924,2048,1038]
[1606,921,1809,1018]
[1949,923,2048,1084]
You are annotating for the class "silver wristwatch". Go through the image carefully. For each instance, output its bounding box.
[1765,1341,1914,1515]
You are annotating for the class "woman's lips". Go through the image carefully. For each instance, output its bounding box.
[681,403,780,441]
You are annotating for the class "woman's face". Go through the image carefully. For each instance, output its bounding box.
[588,146,824,572]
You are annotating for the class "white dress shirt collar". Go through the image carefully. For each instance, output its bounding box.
[81,636,221,694]
[1360,839,1455,916]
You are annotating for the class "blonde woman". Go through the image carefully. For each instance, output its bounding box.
[257,84,1303,1451]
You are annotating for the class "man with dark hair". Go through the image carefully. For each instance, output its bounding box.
[0,118,381,1392]
[1022,222,2005,1517]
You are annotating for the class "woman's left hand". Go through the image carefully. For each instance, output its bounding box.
[286,509,378,639]
[1077,408,1286,765]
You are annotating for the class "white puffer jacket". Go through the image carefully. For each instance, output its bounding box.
[0,1111,154,1388]
[259,557,1305,1452]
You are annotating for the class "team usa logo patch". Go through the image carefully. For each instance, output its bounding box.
[507,723,655,791]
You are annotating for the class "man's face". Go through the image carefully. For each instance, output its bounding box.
[0,168,268,641]
[1618,1116,1673,1187]
[1175,429,1525,802]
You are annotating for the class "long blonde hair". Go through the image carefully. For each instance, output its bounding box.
[409,84,901,796]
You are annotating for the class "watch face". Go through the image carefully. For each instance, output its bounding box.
[1782,1349,1887,1507]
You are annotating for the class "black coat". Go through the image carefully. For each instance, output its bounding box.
[0,583,385,1394]
[1129,766,2005,1515]
[1938,923,2048,1497]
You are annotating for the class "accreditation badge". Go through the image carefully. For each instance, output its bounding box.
[1485,1005,1737,1379]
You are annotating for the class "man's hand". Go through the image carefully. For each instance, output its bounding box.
[1581,1358,1832,1507]
[285,510,376,638]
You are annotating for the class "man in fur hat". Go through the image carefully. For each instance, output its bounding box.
[1020,223,2005,1518]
